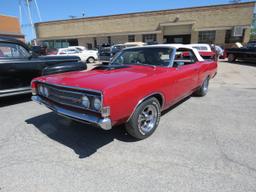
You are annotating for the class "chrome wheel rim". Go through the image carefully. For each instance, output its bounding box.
[137,104,158,135]
[203,78,209,92]
[88,58,94,63]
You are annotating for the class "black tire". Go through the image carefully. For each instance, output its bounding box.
[87,57,95,63]
[125,97,161,140]
[228,54,236,62]
[195,77,210,97]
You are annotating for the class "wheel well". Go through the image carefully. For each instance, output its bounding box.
[87,56,95,60]
[149,94,164,107]
[127,93,164,122]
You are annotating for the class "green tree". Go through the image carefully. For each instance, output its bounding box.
[251,13,256,41]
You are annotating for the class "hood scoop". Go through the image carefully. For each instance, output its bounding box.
[93,65,130,71]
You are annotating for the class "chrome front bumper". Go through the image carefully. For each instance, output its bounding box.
[32,96,112,130]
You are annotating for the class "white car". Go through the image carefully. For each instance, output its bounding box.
[57,47,98,63]
[189,44,212,52]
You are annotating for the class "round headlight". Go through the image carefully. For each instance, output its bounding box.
[82,96,90,108]
[44,87,49,97]
[93,98,101,111]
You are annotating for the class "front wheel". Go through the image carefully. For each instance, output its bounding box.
[125,97,161,140]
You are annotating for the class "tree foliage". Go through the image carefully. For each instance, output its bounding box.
[251,13,256,41]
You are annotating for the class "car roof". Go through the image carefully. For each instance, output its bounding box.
[68,46,86,49]
[190,44,210,47]
[0,36,29,51]
[123,44,204,61]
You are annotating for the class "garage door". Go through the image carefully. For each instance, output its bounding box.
[163,25,192,36]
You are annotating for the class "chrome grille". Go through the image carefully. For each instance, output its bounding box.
[37,83,101,111]
[47,85,83,108]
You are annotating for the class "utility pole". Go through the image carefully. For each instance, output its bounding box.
[26,0,35,40]
[19,0,42,44]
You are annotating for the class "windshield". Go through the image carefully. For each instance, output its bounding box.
[111,47,173,66]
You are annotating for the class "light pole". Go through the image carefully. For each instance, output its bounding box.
[19,0,42,44]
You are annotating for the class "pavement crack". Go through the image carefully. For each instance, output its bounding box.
[211,128,256,177]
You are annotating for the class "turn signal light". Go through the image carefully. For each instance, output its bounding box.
[31,81,37,95]
[101,106,110,118]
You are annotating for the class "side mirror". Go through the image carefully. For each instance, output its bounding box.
[29,50,40,58]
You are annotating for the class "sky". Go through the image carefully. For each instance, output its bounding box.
[0,0,255,41]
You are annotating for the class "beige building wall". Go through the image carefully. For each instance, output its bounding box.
[78,37,94,47]
[157,33,164,44]
[135,35,142,42]
[243,28,251,43]
[215,30,226,45]
[35,2,255,47]
[191,31,199,43]
[111,35,128,44]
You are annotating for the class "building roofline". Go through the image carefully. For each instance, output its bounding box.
[35,1,256,26]
[0,14,19,19]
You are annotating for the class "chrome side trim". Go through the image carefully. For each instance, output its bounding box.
[127,92,165,122]
[32,96,112,130]
[0,87,31,97]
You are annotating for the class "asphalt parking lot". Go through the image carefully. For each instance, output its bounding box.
[0,61,256,192]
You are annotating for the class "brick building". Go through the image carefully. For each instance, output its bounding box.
[35,2,255,49]
[0,14,24,41]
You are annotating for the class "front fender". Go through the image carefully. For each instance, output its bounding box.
[104,80,166,126]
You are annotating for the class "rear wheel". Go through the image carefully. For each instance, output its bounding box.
[87,57,95,63]
[228,54,236,62]
[195,77,209,97]
[125,97,161,140]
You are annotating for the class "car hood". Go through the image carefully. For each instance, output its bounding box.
[37,65,161,92]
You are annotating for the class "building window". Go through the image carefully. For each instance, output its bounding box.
[128,35,135,42]
[225,29,245,43]
[42,39,76,49]
[143,34,157,43]
[87,43,92,49]
[198,31,216,44]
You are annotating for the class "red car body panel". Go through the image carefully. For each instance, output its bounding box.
[32,60,217,126]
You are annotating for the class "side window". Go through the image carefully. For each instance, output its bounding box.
[173,48,198,67]
[67,49,79,54]
[0,43,30,59]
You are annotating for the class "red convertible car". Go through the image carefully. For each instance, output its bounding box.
[31,45,217,139]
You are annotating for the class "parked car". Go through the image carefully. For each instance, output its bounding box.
[0,37,86,97]
[99,42,146,64]
[57,47,98,63]
[31,44,217,139]
[46,48,58,55]
[189,44,216,60]
[226,41,256,62]
[98,46,111,64]
[111,42,146,57]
